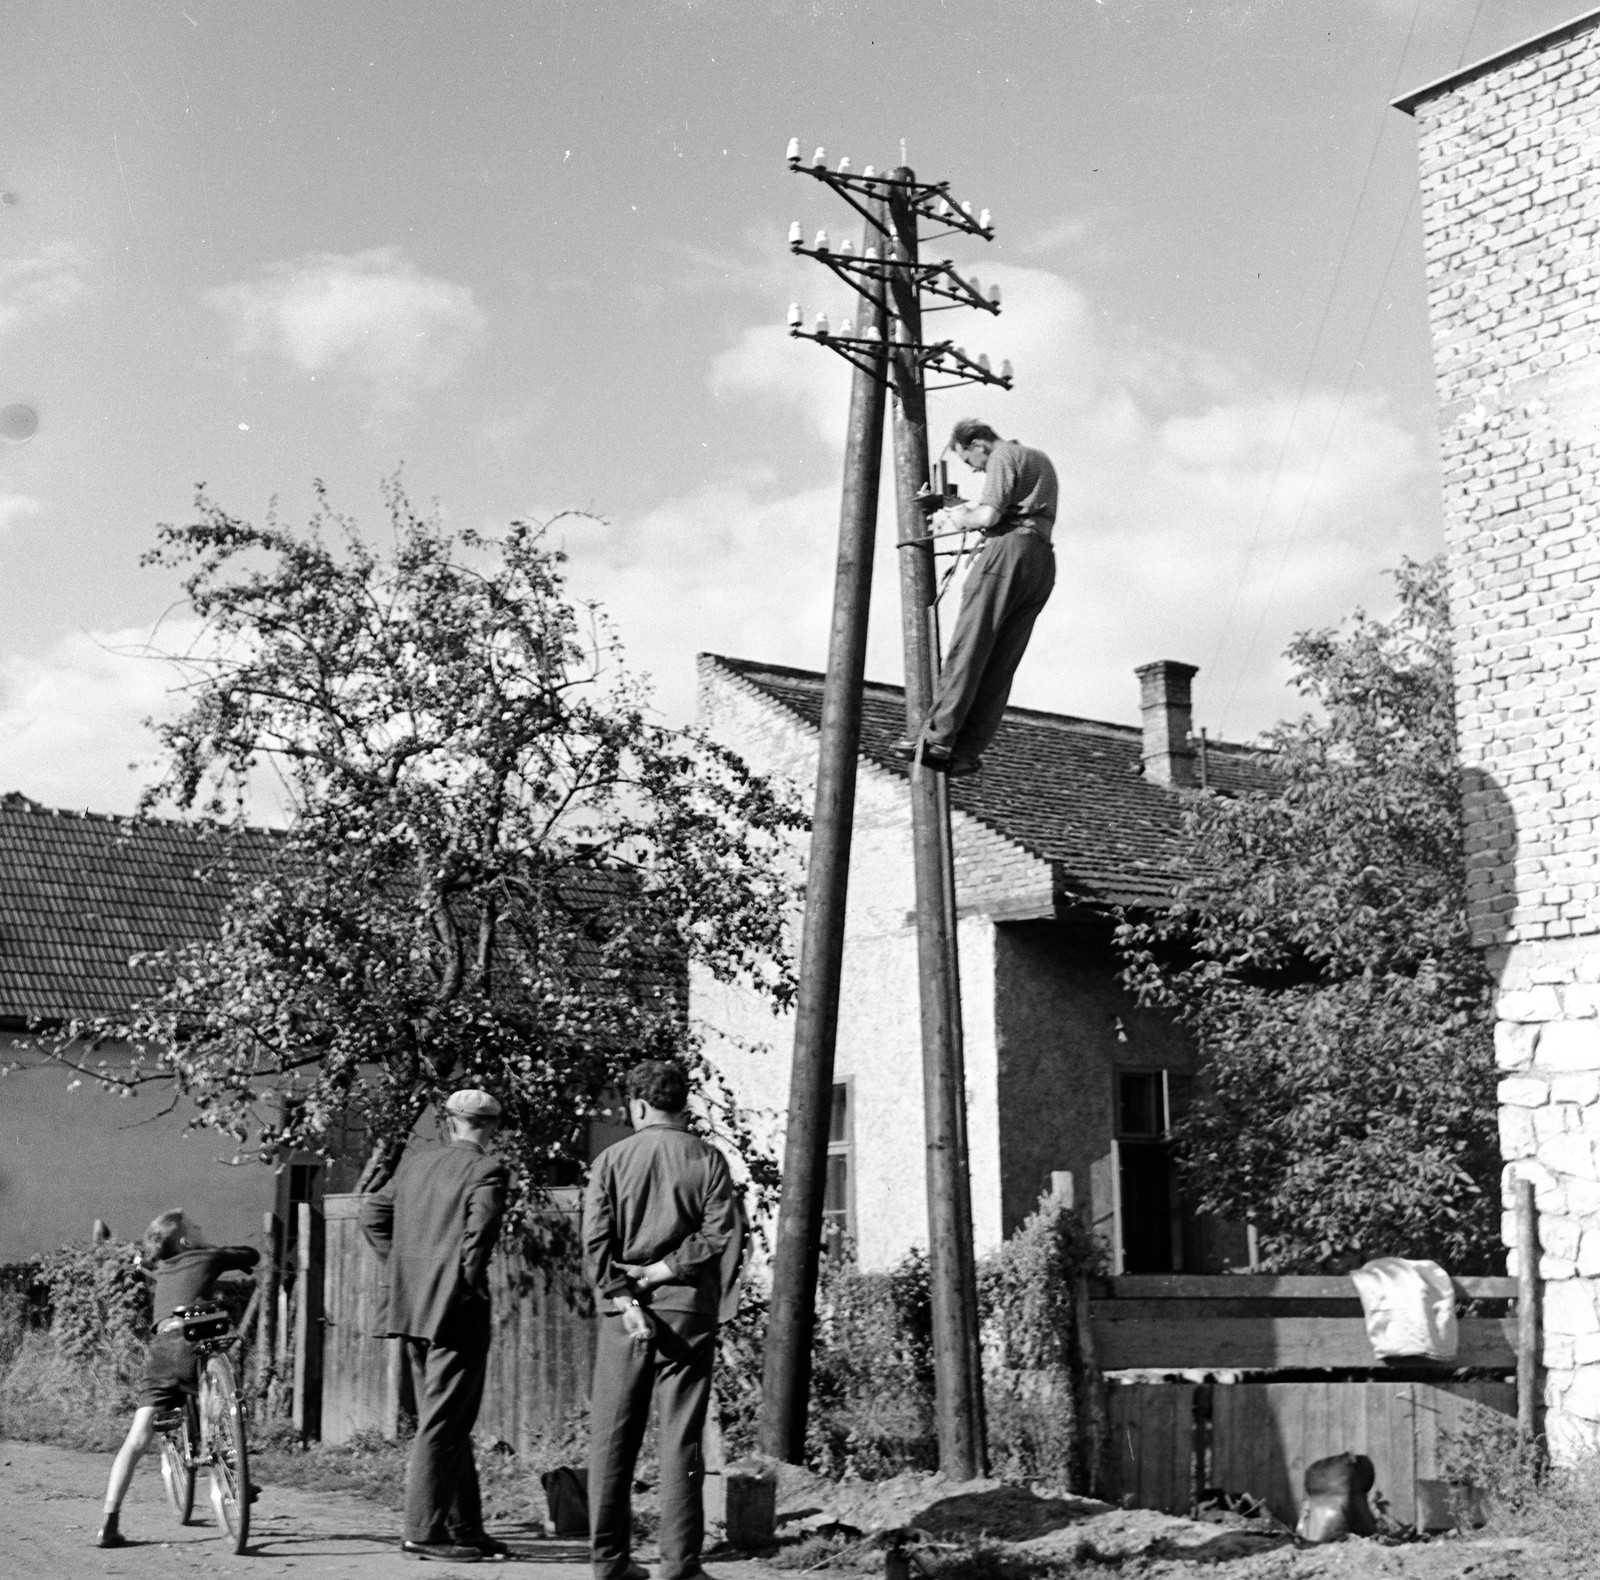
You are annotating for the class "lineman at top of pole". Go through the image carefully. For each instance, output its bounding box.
[895,419,1058,778]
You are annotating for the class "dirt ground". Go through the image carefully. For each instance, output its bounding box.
[0,1440,1580,1580]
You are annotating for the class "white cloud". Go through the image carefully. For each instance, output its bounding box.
[206,248,486,405]
[0,625,193,814]
[601,261,1440,741]
[0,241,89,337]
[0,494,42,533]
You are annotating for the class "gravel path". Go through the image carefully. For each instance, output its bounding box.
[0,1438,773,1580]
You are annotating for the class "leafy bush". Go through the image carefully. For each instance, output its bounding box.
[716,1200,1104,1486]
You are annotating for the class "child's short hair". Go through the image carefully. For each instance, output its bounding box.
[142,1210,188,1266]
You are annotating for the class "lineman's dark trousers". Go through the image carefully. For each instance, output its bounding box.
[924,527,1056,760]
[404,1313,490,1546]
[589,1308,717,1580]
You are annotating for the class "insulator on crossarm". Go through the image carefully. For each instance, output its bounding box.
[978,352,991,372]
[788,303,803,328]
[1000,359,1013,380]
[979,208,993,230]
[813,146,827,168]
[786,137,801,166]
[864,324,882,340]
[837,156,852,173]
[815,312,830,336]
[814,229,830,252]
[961,199,973,217]
[936,195,951,217]
[788,221,803,247]
[864,245,879,262]
[955,345,967,360]
[988,283,1002,306]
[838,237,854,255]
[839,317,854,337]
[968,275,981,295]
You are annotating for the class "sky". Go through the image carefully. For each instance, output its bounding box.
[0,0,1584,815]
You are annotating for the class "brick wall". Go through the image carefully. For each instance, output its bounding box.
[1409,12,1600,1456]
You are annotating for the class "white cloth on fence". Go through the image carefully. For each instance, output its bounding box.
[1349,1257,1458,1361]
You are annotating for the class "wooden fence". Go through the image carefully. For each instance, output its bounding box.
[319,1192,598,1449]
[1090,1273,1528,1526]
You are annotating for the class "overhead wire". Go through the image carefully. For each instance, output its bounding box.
[1216,0,1490,730]
[1209,0,1428,733]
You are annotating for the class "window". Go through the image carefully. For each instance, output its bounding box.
[823,1081,854,1255]
[1115,1070,1179,1275]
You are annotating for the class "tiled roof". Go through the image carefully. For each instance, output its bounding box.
[0,793,275,1024]
[704,655,1272,911]
[0,793,685,1026]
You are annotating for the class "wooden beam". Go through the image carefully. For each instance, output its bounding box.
[1090,1315,1517,1371]
[1099,1274,1517,1301]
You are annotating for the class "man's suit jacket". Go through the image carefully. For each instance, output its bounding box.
[359,1138,508,1343]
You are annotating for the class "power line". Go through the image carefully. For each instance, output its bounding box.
[1217,0,1488,727]
[1211,0,1427,733]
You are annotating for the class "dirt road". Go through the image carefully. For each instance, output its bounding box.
[0,1439,772,1580]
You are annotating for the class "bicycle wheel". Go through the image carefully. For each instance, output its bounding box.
[201,1354,250,1554]
[158,1403,196,1524]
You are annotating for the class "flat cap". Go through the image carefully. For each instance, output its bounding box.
[445,1088,502,1119]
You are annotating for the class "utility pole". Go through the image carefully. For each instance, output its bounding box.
[760,202,888,1464]
[766,142,1010,1476]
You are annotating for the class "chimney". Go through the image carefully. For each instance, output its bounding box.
[1135,660,1198,788]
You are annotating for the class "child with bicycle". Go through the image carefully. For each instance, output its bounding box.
[95,1210,259,1549]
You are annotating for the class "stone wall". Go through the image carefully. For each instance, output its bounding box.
[1407,12,1600,1455]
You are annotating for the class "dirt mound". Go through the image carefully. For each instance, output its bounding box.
[769,1464,1109,1540]
[1022,1506,1286,1563]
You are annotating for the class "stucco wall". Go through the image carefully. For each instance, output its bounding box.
[1409,15,1600,1456]
[0,1035,275,1260]
[695,659,1053,1269]
[992,921,1192,1241]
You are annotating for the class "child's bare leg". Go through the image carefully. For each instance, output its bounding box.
[103,1405,160,1512]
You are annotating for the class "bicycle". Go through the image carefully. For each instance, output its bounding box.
[154,1302,252,1554]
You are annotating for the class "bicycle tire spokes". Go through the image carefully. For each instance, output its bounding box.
[202,1353,251,1554]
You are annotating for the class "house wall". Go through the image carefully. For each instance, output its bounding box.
[696,660,1054,1269]
[1409,14,1600,1456]
[992,921,1192,1240]
[0,1034,275,1261]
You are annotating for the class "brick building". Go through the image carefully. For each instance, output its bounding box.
[1399,7,1600,1454]
[696,653,1262,1276]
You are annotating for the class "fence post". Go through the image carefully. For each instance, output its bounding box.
[257,1212,281,1394]
[1071,1274,1110,1498]
[292,1200,325,1440]
[1515,1176,1541,1440]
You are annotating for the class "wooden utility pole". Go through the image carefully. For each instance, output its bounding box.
[774,143,1008,1475]
[885,167,987,1479]
[761,206,889,1462]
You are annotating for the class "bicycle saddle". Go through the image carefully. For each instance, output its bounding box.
[171,1303,231,1343]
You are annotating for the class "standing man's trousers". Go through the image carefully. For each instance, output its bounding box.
[924,527,1056,761]
[589,1308,717,1580]
[404,1321,490,1546]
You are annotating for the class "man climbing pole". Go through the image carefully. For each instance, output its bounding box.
[895,419,1058,776]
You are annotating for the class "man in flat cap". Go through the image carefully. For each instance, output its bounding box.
[361,1089,509,1563]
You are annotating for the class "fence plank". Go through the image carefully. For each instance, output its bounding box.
[1102,1275,1516,1301]
[1108,1385,1194,1514]
[319,1193,595,1447]
[1090,1315,1516,1371]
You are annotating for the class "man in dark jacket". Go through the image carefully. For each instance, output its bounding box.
[361,1088,509,1564]
[584,1060,740,1580]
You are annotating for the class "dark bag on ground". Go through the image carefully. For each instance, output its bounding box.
[1295,1452,1377,1543]
[541,1466,590,1537]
